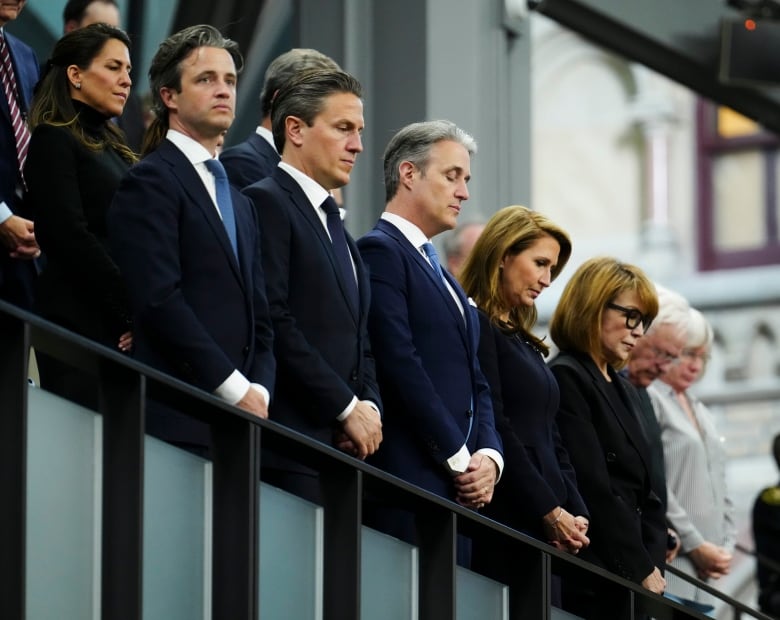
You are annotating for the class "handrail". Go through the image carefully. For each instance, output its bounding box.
[0,298,770,620]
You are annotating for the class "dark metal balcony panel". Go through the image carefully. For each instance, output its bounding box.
[212,420,259,620]
[418,509,457,620]
[0,307,29,620]
[100,361,145,620]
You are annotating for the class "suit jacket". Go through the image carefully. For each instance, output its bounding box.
[108,139,275,439]
[242,167,380,456]
[476,312,587,540]
[357,219,502,500]
[221,132,279,189]
[550,351,667,584]
[0,31,38,307]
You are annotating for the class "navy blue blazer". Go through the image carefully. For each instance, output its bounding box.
[108,139,275,402]
[220,132,279,189]
[476,311,587,539]
[550,351,667,583]
[242,167,380,453]
[357,219,502,500]
[0,31,38,306]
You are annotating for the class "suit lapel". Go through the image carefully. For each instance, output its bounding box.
[582,356,653,474]
[275,169,359,324]
[376,219,469,347]
[159,141,245,288]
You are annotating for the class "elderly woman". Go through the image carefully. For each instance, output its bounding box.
[25,23,136,408]
[648,307,735,604]
[549,257,667,618]
[459,206,589,574]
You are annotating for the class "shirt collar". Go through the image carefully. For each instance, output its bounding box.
[166,129,215,166]
[381,212,431,250]
[278,161,330,208]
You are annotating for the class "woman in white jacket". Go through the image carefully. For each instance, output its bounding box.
[649,307,735,604]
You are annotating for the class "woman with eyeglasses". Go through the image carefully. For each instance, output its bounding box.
[548,256,667,618]
[648,307,735,605]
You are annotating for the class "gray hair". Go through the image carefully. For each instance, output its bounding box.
[383,120,477,202]
[685,307,714,350]
[647,284,690,336]
[260,48,340,118]
[443,220,485,262]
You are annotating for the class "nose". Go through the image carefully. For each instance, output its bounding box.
[347,131,363,153]
[120,69,132,87]
[455,179,469,201]
[540,268,552,288]
[631,322,645,337]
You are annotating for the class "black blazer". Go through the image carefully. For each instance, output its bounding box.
[109,139,275,403]
[221,132,279,189]
[242,167,380,454]
[550,351,667,583]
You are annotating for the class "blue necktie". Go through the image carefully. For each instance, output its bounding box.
[321,196,359,313]
[204,158,238,258]
[421,242,446,283]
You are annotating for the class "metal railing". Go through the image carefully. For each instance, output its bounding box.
[0,299,773,620]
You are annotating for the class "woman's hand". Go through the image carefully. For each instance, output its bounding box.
[543,507,590,554]
[118,331,133,353]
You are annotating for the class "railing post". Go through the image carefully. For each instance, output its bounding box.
[212,417,259,620]
[100,362,145,620]
[508,547,551,620]
[321,465,362,620]
[0,310,29,620]
[418,508,457,620]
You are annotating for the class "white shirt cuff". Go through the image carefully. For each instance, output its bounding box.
[476,448,504,482]
[214,369,251,405]
[445,444,471,474]
[0,202,13,225]
[336,395,358,421]
[250,383,270,407]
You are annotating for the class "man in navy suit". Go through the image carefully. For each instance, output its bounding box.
[109,25,274,447]
[242,69,382,502]
[357,120,503,519]
[0,0,39,309]
[220,48,339,189]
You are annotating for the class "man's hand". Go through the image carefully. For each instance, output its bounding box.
[689,541,732,579]
[236,386,269,419]
[340,400,382,460]
[641,567,666,594]
[665,528,681,563]
[453,453,498,508]
[0,215,39,259]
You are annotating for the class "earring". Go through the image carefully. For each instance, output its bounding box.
[74,82,81,90]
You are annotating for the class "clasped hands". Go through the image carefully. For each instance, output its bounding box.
[0,215,40,259]
[453,453,498,509]
[543,507,590,555]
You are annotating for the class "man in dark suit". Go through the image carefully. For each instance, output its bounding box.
[62,0,146,153]
[242,69,382,502]
[357,120,503,520]
[221,48,339,189]
[0,0,39,309]
[108,25,274,447]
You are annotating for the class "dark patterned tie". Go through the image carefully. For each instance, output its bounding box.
[204,158,238,258]
[321,195,358,313]
[0,31,31,187]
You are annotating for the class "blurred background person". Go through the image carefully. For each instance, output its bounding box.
[460,205,589,598]
[62,0,145,152]
[549,256,666,619]
[753,433,780,618]
[25,23,135,408]
[649,307,735,605]
[443,218,484,276]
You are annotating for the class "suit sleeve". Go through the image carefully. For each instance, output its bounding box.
[240,191,275,393]
[108,162,237,391]
[245,183,357,420]
[552,361,656,582]
[360,236,471,461]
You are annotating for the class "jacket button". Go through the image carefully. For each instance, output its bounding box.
[351,371,358,381]
[243,346,250,355]
[606,452,616,462]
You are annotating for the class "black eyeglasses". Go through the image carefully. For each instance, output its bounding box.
[606,302,653,331]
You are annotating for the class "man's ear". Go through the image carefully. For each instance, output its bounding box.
[285,115,305,147]
[398,160,416,189]
[159,87,177,111]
